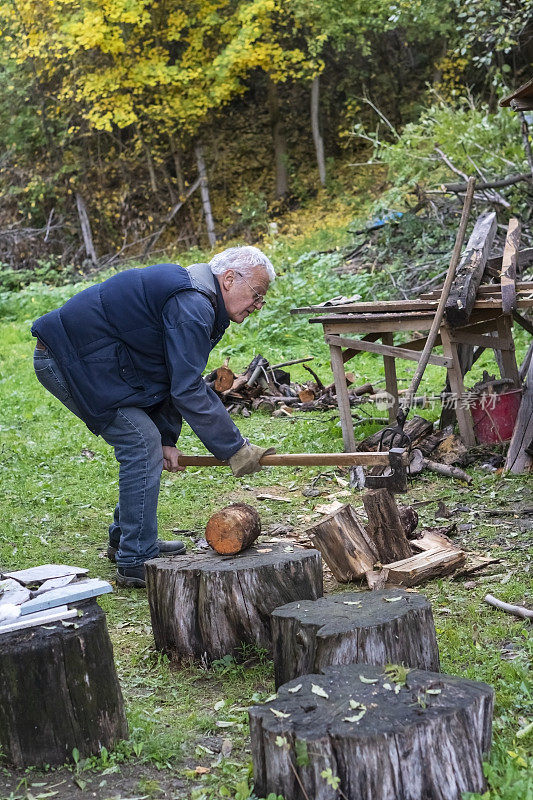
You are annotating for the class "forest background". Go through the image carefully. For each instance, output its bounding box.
[0,0,532,279]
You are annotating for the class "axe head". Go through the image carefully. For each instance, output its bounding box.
[364,448,408,493]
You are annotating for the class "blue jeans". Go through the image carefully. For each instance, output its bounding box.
[34,345,163,567]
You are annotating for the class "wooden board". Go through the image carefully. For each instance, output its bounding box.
[19,579,112,615]
[384,548,466,587]
[2,565,89,585]
[0,606,76,635]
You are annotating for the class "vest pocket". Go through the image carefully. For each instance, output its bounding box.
[117,344,145,389]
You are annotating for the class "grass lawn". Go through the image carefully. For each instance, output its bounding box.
[0,223,531,800]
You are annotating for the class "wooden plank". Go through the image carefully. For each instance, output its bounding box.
[321,316,436,334]
[420,280,533,299]
[2,564,89,585]
[504,355,533,474]
[448,332,512,350]
[440,325,476,447]
[19,579,112,615]
[501,218,521,314]
[325,334,452,367]
[445,212,498,327]
[0,607,77,635]
[329,343,356,451]
[486,247,533,272]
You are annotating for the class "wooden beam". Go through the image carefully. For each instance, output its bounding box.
[501,218,521,314]
[445,212,498,327]
[325,334,452,367]
[504,355,533,474]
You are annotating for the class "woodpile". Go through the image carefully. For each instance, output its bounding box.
[306,491,467,588]
[204,353,375,415]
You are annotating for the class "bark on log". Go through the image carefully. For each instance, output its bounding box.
[205,503,261,554]
[146,544,322,662]
[249,663,494,800]
[0,602,127,767]
[272,588,439,687]
[444,211,497,327]
[306,504,378,581]
[359,415,433,451]
[398,504,419,537]
[363,489,413,563]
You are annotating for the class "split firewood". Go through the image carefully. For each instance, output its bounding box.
[484,594,533,621]
[362,489,413,563]
[205,503,261,554]
[307,504,378,581]
[383,547,466,587]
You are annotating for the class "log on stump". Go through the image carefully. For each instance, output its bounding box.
[205,503,261,554]
[363,488,413,562]
[0,602,127,767]
[307,504,378,581]
[146,544,323,662]
[250,663,494,800]
[271,588,439,687]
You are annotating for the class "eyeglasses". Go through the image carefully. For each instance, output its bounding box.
[236,272,267,308]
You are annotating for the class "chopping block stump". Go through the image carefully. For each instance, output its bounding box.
[0,602,128,768]
[146,543,323,662]
[272,588,439,688]
[250,663,494,800]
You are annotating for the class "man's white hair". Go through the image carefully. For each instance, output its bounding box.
[209,246,276,282]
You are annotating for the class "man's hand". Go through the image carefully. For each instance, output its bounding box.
[229,442,276,478]
[162,446,186,473]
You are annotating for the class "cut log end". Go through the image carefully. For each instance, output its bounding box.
[205,503,261,554]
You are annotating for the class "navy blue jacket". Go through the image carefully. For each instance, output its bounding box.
[31,263,245,460]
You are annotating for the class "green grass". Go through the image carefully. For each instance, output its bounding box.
[0,221,532,800]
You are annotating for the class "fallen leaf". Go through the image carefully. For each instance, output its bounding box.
[214,700,225,711]
[383,597,403,603]
[343,601,361,606]
[271,708,291,719]
[344,709,366,722]
[383,683,393,691]
[195,766,210,774]
[264,693,278,702]
[349,700,365,709]
[426,688,442,695]
[311,683,329,699]
[359,675,378,684]
[288,684,302,694]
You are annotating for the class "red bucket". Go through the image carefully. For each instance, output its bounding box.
[470,389,522,444]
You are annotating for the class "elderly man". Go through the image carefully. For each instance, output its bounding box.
[32,246,276,587]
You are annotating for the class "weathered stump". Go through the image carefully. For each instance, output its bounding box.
[0,602,127,767]
[205,503,261,554]
[249,663,494,800]
[146,544,323,662]
[271,588,439,687]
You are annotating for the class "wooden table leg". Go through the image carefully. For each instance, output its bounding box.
[496,315,520,387]
[441,325,476,447]
[329,343,356,451]
[382,332,399,423]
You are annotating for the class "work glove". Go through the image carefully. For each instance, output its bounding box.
[229,442,276,478]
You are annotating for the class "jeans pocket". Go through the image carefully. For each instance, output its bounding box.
[34,362,72,405]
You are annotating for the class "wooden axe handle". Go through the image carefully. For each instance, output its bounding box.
[177,452,391,467]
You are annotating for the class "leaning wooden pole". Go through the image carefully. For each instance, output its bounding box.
[195,143,216,247]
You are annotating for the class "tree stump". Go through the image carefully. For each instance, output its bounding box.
[249,663,494,800]
[271,588,439,687]
[0,602,127,768]
[205,503,261,554]
[146,544,323,662]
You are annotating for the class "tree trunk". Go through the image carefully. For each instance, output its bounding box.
[146,544,322,662]
[311,75,326,186]
[169,135,186,194]
[75,192,98,265]
[267,78,289,200]
[0,602,127,767]
[195,142,216,247]
[272,588,440,687]
[250,663,494,800]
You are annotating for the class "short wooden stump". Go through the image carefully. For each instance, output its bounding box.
[0,602,128,767]
[146,544,323,662]
[249,663,494,800]
[272,588,439,688]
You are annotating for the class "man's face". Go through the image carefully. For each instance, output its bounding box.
[218,267,270,323]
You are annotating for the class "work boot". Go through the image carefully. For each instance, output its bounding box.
[116,565,146,588]
[107,538,186,563]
